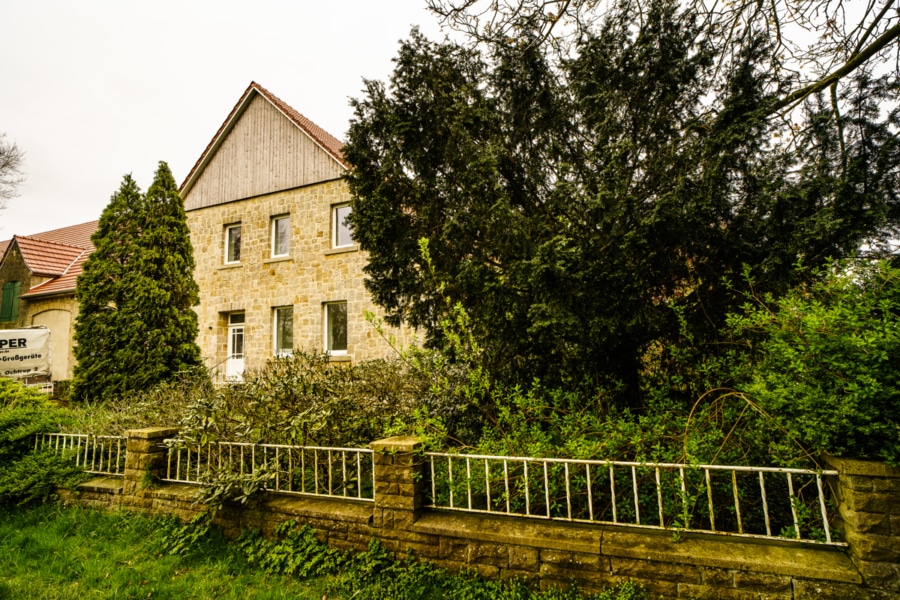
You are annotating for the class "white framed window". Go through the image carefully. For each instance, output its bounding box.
[224,224,242,264]
[273,306,293,356]
[332,204,353,248]
[324,301,348,355]
[271,215,290,257]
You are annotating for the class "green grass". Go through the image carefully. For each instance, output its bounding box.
[0,503,646,600]
[0,503,328,599]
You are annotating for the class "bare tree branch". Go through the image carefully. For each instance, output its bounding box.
[0,133,26,211]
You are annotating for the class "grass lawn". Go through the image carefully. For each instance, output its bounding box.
[0,502,330,599]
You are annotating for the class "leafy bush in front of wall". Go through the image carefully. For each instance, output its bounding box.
[0,379,85,506]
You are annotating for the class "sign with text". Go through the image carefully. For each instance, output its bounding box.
[0,328,51,379]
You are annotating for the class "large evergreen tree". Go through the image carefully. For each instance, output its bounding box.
[72,162,201,401]
[344,0,899,406]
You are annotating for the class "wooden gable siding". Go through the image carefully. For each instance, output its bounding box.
[183,94,345,211]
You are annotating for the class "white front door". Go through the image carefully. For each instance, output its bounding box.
[226,313,245,380]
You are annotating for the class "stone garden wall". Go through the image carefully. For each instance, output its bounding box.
[59,429,900,599]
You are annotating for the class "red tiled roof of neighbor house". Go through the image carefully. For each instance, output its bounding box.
[0,220,98,299]
[22,251,91,298]
[179,81,347,194]
[15,237,86,277]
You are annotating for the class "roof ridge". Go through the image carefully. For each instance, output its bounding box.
[15,234,89,252]
[179,81,347,195]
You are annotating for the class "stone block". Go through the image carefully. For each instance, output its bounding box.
[508,546,540,572]
[699,567,734,587]
[440,537,469,562]
[402,540,442,559]
[844,509,892,536]
[844,492,897,515]
[467,543,509,568]
[846,530,900,563]
[498,568,539,584]
[678,583,786,600]
[610,557,701,584]
[540,549,602,570]
[793,579,888,600]
[733,571,793,592]
[375,494,417,511]
[855,560,900,591]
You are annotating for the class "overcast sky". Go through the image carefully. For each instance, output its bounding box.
[1,0,443,238]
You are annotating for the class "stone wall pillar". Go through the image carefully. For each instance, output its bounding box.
[370,436,425,531]
[825,455,900,592]
[123,427,179,494]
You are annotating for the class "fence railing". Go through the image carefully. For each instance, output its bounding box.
[424,452,843,546]
[162,440,375,502]
[35,433,127,476]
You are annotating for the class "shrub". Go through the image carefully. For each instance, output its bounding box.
[0,379,85,506]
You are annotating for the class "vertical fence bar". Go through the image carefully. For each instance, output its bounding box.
[565,462,572,519]
[176,447,182,480]
[706,469,715,531]
[732,471,743,534]
[288,449,293,492]
[342,451,348,497]
[679,467,687,527]
[787,472,800,540]
[484,459,491,512]
[632,466,641,525]
[587,464,594,521]
[656,467,664,526]
[466,457,472,510]
[610,465,618,524]
[816,474,832,544]
[430,456,436,504]
[504,460,510,514]
[524,460,531,516]
[543,461,551,519]
[302,448,307,493]
[357,452,362,499]
[448,456,454,509]
[759,471,771,536]
[314,450,320,495]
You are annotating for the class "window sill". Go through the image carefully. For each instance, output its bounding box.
[327,354,351,363]
[218,263,243,270]
[264,256,293,265]
[324,245,359,256]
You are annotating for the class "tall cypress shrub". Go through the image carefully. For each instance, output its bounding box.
[72,162,201,401]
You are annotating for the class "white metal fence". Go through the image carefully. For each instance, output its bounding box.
[424,452,843,546]
[34,433,127,476]
[162,440,375,501]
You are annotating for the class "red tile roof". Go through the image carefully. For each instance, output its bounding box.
[15,237,86,277]
[22,251,90,298]
[0,220,98,299]
[180,81,347,195]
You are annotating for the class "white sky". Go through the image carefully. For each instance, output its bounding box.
[0,0,443,238]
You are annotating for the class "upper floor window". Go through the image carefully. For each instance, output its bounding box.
[324,301,347,355]
[0,281,21,322]
[271,215,290,258]
[224,224,242,264]
[332,204,353,248]
[273,306,293,356]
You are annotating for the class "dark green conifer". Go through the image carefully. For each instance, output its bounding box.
[72,163,201,401]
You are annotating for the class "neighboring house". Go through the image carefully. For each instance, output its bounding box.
[181,82,407,380]
[0,220,98,382]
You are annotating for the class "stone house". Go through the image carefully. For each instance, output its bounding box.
[180,82,407,380]
[0,220,98,382]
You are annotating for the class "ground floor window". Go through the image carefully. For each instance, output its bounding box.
[324,301,347,354]
[273,306,293,356]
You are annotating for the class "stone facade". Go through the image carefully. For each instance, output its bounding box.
[186,178,408,376]
[181,83,410,378]
[60,433,900,599]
